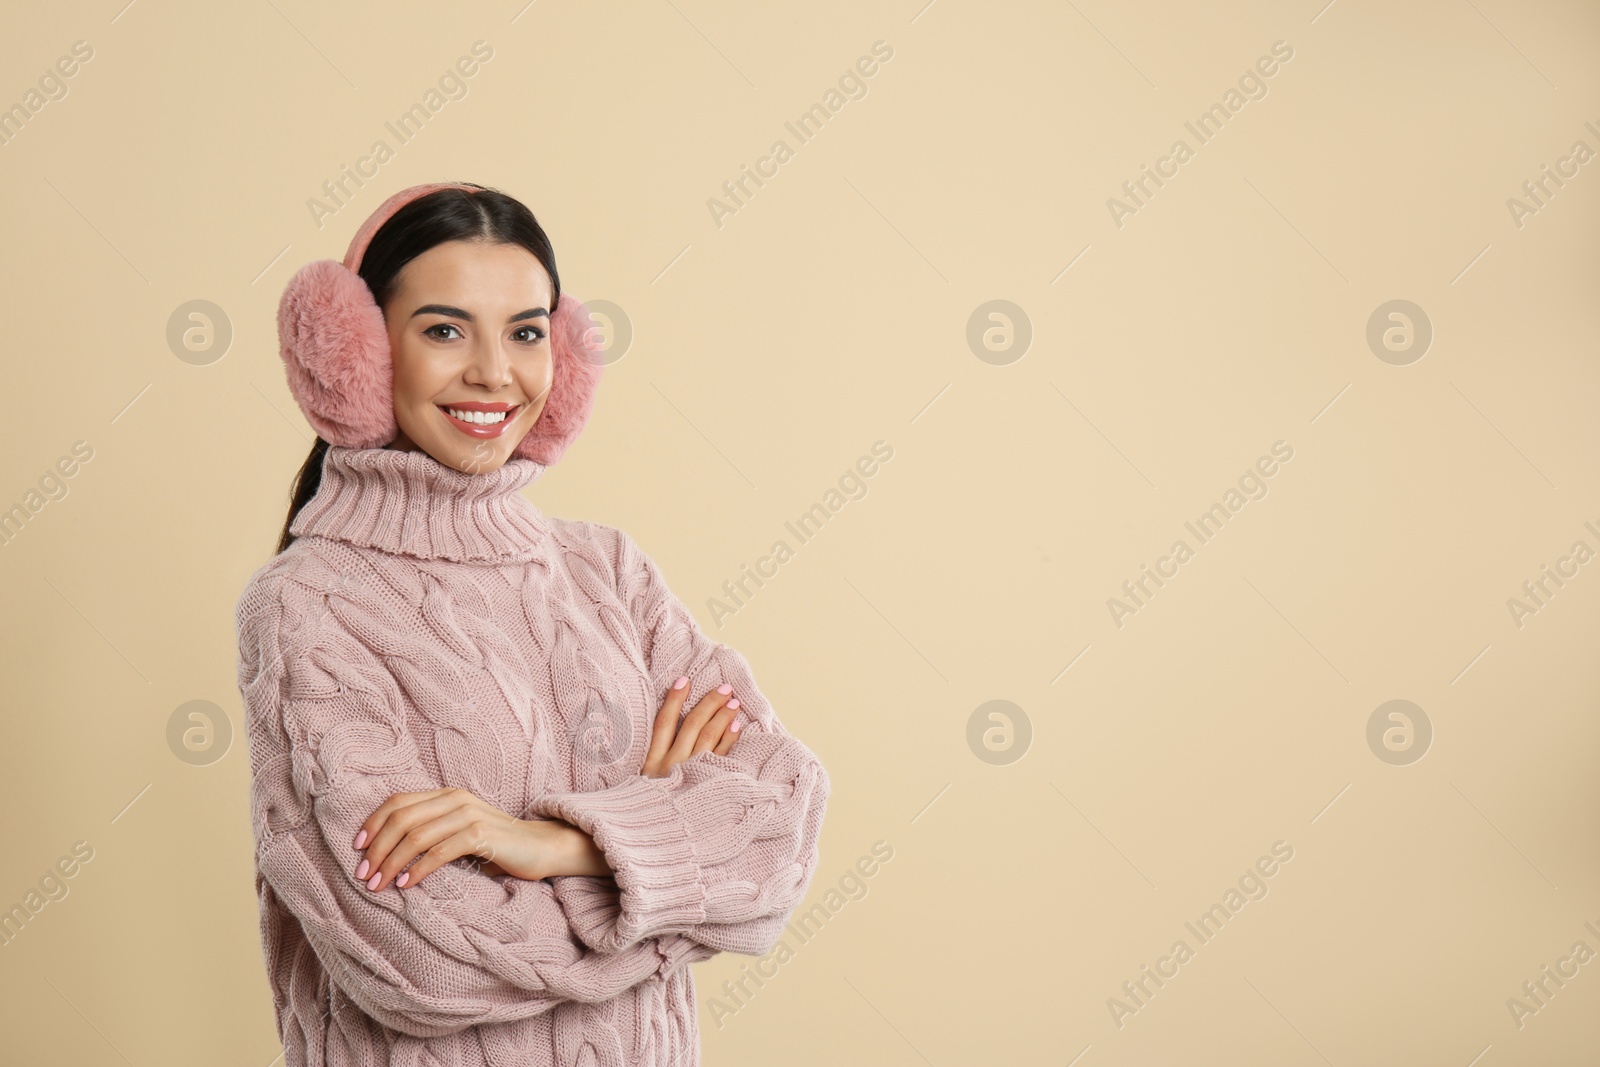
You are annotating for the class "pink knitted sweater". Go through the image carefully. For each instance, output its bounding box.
[234,445,830,1066]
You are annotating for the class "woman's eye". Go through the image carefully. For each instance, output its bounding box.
[424,323,543,343]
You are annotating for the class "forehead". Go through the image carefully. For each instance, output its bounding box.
[395,240,552,302]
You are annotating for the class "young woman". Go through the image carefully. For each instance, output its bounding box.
[235,182,829,1065]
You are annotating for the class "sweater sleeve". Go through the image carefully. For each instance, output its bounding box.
[237,570,706,1039]
[523,526,830,957]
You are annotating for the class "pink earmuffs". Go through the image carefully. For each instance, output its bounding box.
[276,181,602,466]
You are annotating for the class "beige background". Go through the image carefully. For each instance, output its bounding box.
[1,0,1597,1063]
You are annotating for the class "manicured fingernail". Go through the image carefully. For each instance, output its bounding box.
[717,683,732,694]
[356,859,370,880]
[396,871,409,888]
[673,675,688,690]
[730,720,742,732]
[727,698,740,709]
[354,829,368,849]
[367,871,382,891]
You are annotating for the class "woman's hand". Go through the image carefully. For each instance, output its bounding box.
[350,787,599,891]
[351,678,748,888]
[642,675,744,779]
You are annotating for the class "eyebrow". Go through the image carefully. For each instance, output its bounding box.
[409,303,549,323]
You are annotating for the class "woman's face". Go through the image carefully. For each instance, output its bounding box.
[382,238,555,474]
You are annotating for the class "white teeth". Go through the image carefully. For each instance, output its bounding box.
[444,407,510,425]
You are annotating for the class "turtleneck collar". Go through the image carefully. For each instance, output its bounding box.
[288,446,550,564]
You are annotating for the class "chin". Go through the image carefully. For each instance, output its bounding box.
[412,434,506,475]
[406,406,533,474]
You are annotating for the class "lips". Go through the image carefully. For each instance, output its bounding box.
[437,402,522,439]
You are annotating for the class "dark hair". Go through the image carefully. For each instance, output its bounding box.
[274,182,561,555]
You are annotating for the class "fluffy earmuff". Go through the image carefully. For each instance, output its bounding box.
[275,182,603,466]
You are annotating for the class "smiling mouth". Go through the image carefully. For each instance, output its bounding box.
[437,404,522,438]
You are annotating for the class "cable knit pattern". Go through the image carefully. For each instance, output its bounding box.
[235,445,830,1066]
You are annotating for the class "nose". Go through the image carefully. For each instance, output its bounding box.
[462,336,513,391]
